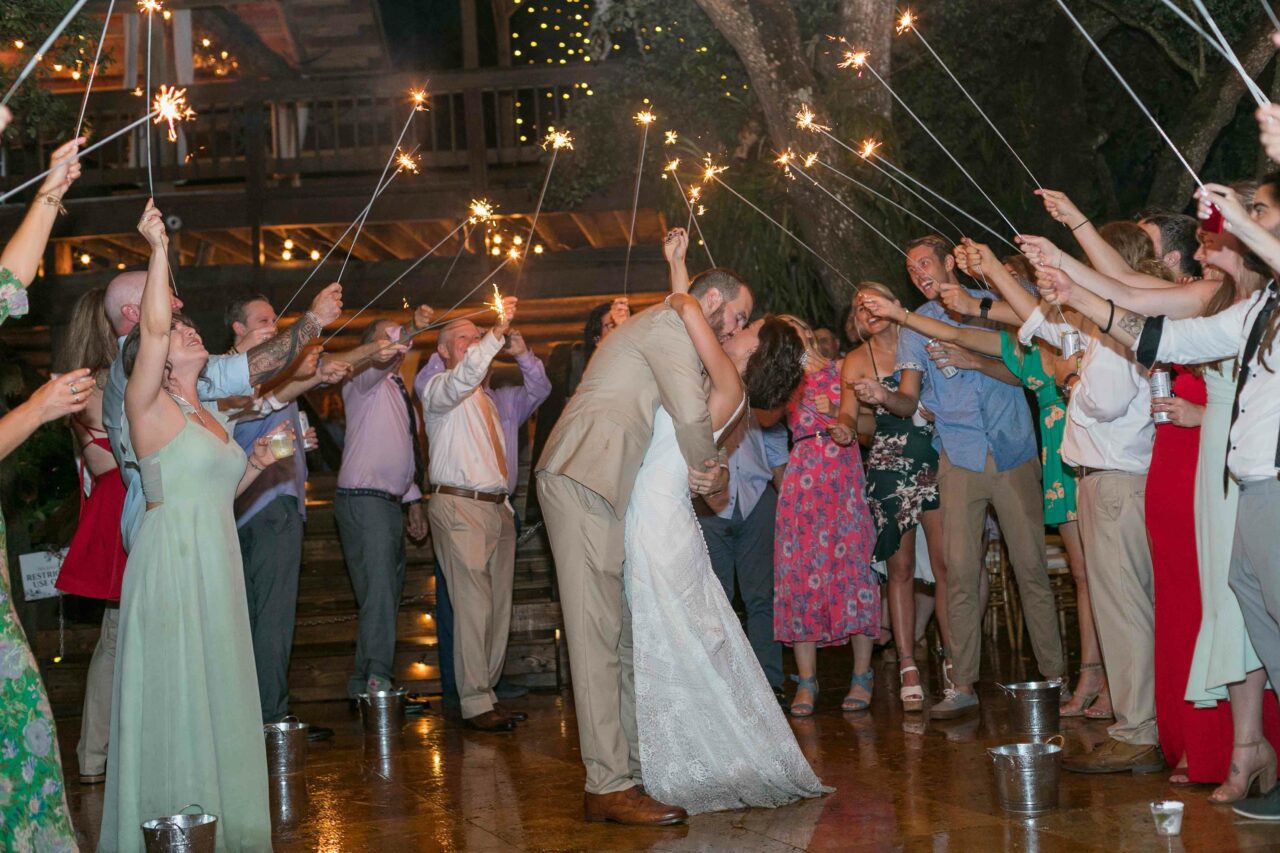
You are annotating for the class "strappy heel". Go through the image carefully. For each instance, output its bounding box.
[1210,741,1278,805]
[843,670,874,712]
[1061,661,1109,718]
[898,656,924,713]
[790,674,819,718]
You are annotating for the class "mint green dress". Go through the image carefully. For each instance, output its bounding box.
[999,332,1076,525]
[0,269,79,852]
[99,401,271,851]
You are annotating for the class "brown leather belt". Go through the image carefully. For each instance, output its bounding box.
[429,484,507,504]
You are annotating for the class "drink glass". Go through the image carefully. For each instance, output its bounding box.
[268,430,295,460]
[1149,800,1184,837]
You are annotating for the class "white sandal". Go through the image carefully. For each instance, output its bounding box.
[899,656,924,713]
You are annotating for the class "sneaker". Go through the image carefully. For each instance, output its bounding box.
[930,688,979,719]
[1232,785,1280,820]
[1062,738,1165,774]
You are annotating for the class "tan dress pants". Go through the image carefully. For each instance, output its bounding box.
[78,606,119,776]
[536,471,641,795]
[1076,470,1157,745]
[938,451,1064,686]
[427,493,516,720]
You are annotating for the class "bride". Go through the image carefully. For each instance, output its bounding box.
[625,229,831,814]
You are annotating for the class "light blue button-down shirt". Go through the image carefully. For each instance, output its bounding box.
[714,412,784,520]
[895,292,1036,474]
[104,336,252,552]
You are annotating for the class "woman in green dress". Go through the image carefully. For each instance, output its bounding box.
[100,202,288,851]
[0,127,87,852]
[857,271,1110,717]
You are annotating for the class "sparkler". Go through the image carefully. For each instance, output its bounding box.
[395,148,421,174]
[1187,0,1269,107]
[838,48,1021,237]
[1154,1,1270,106]
[153,85,194,142]
[489,282,507,322]
[1052,0,1203,187]
[664,159,716,266]
[424,253,520,332]
[139,0,163,197]
[809,153,954,239]
[74,0,116,140]
[699,156,852,287]
[777,150,908,260]
[512,128,573,293]
[623,109,657,296]
[664,130,679,145]
[0,0,92,109]
[896,12,1043,189]
[1262,0,1280,32]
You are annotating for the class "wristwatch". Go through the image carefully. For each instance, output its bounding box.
[979,297,993,320]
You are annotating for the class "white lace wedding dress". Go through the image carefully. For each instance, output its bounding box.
[625,400,832,814]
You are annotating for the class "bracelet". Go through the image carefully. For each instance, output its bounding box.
[1101,299,1116,334]
[34,192,67,215]
[1070,219,1090,232]
[248,457,266,472]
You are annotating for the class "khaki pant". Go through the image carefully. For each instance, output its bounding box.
[938,451,1064,686]
[1077,470,1157,745]
[78,606,119,776]
[537,471,640,795]
[427,492,516,720]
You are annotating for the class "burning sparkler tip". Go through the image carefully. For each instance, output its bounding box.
[137,0,163,13]
[410,89,429,110]
[395,148,421,174]
[542,128,574,150]
[152,85,195,142]
[634,110,656,125]
[859,138,881,159]
[664,130,678,145]
[794,105,830,133]
[896,11,916,35]
[468,198,495,223]
[839,50,869,70]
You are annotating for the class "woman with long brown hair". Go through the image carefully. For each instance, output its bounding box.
[53,285,130,785]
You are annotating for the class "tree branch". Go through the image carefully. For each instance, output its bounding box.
[1085,0,1200,82]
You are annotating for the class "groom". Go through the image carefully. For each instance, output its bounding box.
[537,264,753,825]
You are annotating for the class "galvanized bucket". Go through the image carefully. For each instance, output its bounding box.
[988,736,1063,815]
[999,680,1063,736]
[268,772,308,832]
[264,715,308,776]
[358,687,407,737]
[140,804,218,852]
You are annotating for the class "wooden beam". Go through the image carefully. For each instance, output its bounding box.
[196,8,297,79]
[568,212,606,249]
[190,229,254,264]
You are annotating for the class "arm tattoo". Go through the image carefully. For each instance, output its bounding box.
[1116,310,1147,339]
[247,311,322,385]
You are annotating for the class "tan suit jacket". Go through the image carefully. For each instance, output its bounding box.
[536,303,717,517]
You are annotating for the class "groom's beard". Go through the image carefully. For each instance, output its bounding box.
[705,304,728,341]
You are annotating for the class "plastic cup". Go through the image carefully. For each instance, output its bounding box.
[1149,800,1184,837]
[268,431,295,460]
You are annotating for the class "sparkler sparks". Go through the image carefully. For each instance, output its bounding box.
[803,153,819,168]
[543,128,574,150]
[489,283,507,321]
[665,158,681,173]
[702,158,727,182]
[152,85,195,142]
[137,0,162,12]
[896,11,916,35]
[794,105,830,133]
[634,110,656,125]
[410,88,429,111]
[838,50,869,70]
[688,185,701,202]
[469,199,495,223]
[395,148,421,174]
[664,130,678,145]
[859,138,881,159]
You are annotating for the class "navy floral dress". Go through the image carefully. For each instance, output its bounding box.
[773,362,879,646]
[865,372,940,563]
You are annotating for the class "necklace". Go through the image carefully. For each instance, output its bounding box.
[168,390,212,427]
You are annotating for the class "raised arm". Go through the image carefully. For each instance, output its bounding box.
[247,282,343,386]
[951,239,1039,323]
[859,290,1002,358]
[667,293,743,429]
[422,298,515,415]
[123,202,176,423]
[0,138,83,286]
[1035,188,1140,281]
[1199,182,1280,274]
[664,227,691,294]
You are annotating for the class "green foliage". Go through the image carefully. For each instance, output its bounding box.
[0,1,106,142]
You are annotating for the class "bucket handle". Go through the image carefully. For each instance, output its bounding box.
[1042,734,1065,748]
[281,714,301,724]
[178,804,205,816]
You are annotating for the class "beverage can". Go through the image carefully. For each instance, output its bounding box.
[297,411,316,450]
[1061,329,1084,358]
[928,338,958,378]
[1150,369,1173,424]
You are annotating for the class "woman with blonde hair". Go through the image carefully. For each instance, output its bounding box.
[773,314,879,716]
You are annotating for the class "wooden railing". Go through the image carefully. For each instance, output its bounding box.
[0,64,600,196]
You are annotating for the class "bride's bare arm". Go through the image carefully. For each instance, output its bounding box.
[667,293,744,430]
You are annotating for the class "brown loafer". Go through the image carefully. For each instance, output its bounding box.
[1063,739,1165,774]
[584,786,687,825]
[494,703,528,722]
[462,710,515,732]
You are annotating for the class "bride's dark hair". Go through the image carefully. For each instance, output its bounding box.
[744,316,804,410]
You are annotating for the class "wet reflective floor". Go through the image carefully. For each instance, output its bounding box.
[59,653,1280,851]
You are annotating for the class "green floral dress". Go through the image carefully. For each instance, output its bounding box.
[999,331,1076,525]
[0,269,79,851]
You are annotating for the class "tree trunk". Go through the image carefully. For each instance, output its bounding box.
[693,0,896,305]
[1147,18,1276,207]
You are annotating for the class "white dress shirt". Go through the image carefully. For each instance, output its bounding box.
[1138,283,1279,483]
[1022,307,1153,473]
[421,331,509,494]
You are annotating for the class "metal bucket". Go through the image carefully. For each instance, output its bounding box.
[999,680,1063,736]
[268,772,308,832]
[988,736,1063,815]
[358,687,407,737]
[140,804,218,852]
[264,715,308,776]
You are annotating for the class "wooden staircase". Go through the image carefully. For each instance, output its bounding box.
[37,471,566,715]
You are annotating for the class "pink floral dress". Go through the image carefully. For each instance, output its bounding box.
[773,362,879,646]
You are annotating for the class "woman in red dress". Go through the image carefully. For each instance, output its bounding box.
[52,286,126,784]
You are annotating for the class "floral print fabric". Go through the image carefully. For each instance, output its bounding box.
[865,373,940,563]
[999,332,1076,525]
[774,363,879,646]
[0,267,29,325]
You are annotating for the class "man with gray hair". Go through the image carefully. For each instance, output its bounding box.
[420,298,524,733]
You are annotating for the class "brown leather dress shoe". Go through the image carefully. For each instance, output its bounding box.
[1063,738,1165,774]
[584,786,687,826]
[494,703,528,722]
[463,710,515,732]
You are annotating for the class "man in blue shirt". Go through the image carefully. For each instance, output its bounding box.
[696,412,788,698]
[859,235,1063,719]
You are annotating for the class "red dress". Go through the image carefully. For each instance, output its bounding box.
[56,433,127,601]
[1147,367,1233,780]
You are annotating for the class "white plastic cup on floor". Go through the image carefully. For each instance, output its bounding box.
[1149,800,1184,836]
